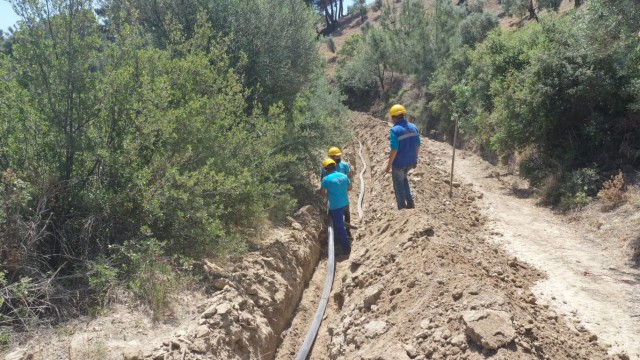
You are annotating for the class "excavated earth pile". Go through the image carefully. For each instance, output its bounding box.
[138,206,327,360]
[275,112,617,360]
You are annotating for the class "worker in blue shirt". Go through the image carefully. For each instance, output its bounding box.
[384,104,420,210]
[321,147,354,239]
[320,158,352,256]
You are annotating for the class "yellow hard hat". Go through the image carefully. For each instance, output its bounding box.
[389,104,407,117]
[328,147,342,156]
[323,158,336,168]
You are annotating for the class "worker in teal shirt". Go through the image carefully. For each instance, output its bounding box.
[320,158,352,256]
[385,104,421,210]
[321,146,354,239]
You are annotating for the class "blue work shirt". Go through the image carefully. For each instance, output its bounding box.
[321,171,351,210]
[321,161,351,178]
[390,119,421,167]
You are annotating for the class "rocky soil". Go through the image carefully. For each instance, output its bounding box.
[274,112,634,360]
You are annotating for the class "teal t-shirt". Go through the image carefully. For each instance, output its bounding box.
[321,171,351,210]
[321,161,351,178]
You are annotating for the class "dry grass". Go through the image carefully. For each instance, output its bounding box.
[598,171,627,211]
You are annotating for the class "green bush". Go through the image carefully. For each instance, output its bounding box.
[373,0,384,12]
[0,328,10,352]
[0,0,348,324]
[326,37,336,53]
[121,237,174,317]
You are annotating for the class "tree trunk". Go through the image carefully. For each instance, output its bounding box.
[528,0,538,21]
[574,0,582,7]
[338,0,344,18]
[323,2,331,28]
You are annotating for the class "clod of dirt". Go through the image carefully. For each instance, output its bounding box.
[462,309,516,350]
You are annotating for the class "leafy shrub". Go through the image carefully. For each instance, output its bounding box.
[326,37,336,53]
[559,191,590,211]
[87,260,118,309]
[567,167,600,197]
[373,0,384,11]
[336,55,379,106]
[121,237,174,317]
[0,0,348,325]
[360,20,373,33]
[0,327,10,352]
[598,171,627,211]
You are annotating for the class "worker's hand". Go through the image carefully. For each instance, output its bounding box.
[385,165,391,173]
[412,162,417,169]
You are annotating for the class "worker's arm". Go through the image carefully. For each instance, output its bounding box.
[319,189,326,197]
[385,150,397,173]
[385,130,399,173]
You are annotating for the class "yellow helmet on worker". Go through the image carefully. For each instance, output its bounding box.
[389,104,407,117]
[323,158,336,168]
[328,147,342,156]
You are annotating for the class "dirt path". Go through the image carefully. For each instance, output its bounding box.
[430,141,640,359]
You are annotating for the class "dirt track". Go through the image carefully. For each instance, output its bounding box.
[275,112,636,360]
[433,144,640,359]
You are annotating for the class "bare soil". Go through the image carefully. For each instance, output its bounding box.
[273,112,639,360]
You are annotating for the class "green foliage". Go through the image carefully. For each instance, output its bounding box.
[338,0,497,107]
[1,0,347,324]
[87,260,118,308]
[373,0,383,12]
[326,37,336,53]
[336,48,379,106]
[121,237,174,316]
[422,1,640,206]
[0,327,10,352]
[101,0,322,108]
[500,0,561,20]
[459,12,499,47]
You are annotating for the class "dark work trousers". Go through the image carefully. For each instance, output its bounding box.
[329,205,351,254]
[344,204,353,239]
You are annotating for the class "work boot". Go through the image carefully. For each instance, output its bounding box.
[406,200,415,209]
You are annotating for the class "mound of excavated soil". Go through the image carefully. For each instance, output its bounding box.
[275,112,617,360]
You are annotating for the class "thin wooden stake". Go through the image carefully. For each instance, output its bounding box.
[449,116,459,198]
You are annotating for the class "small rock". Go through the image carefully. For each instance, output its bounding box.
[452,291,463,301]
[403,343,419,358]
[122,345,143,360]
[193,325,210,338]
[4,350,33,360]
[188,338,209,353]
[450,334,466,347]
[589,334,598,342]
[364,320,387,338]
[216,303,232,315]
[462,310,516,350]
[420,319,431,329]
[363,285,383,307]
[202,304,218,318]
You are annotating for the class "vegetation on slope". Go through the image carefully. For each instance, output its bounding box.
[336,0,640,209]
[0,0,349,326]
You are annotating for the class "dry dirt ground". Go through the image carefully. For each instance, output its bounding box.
[432,144,640,359]
[273,112,638,360]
